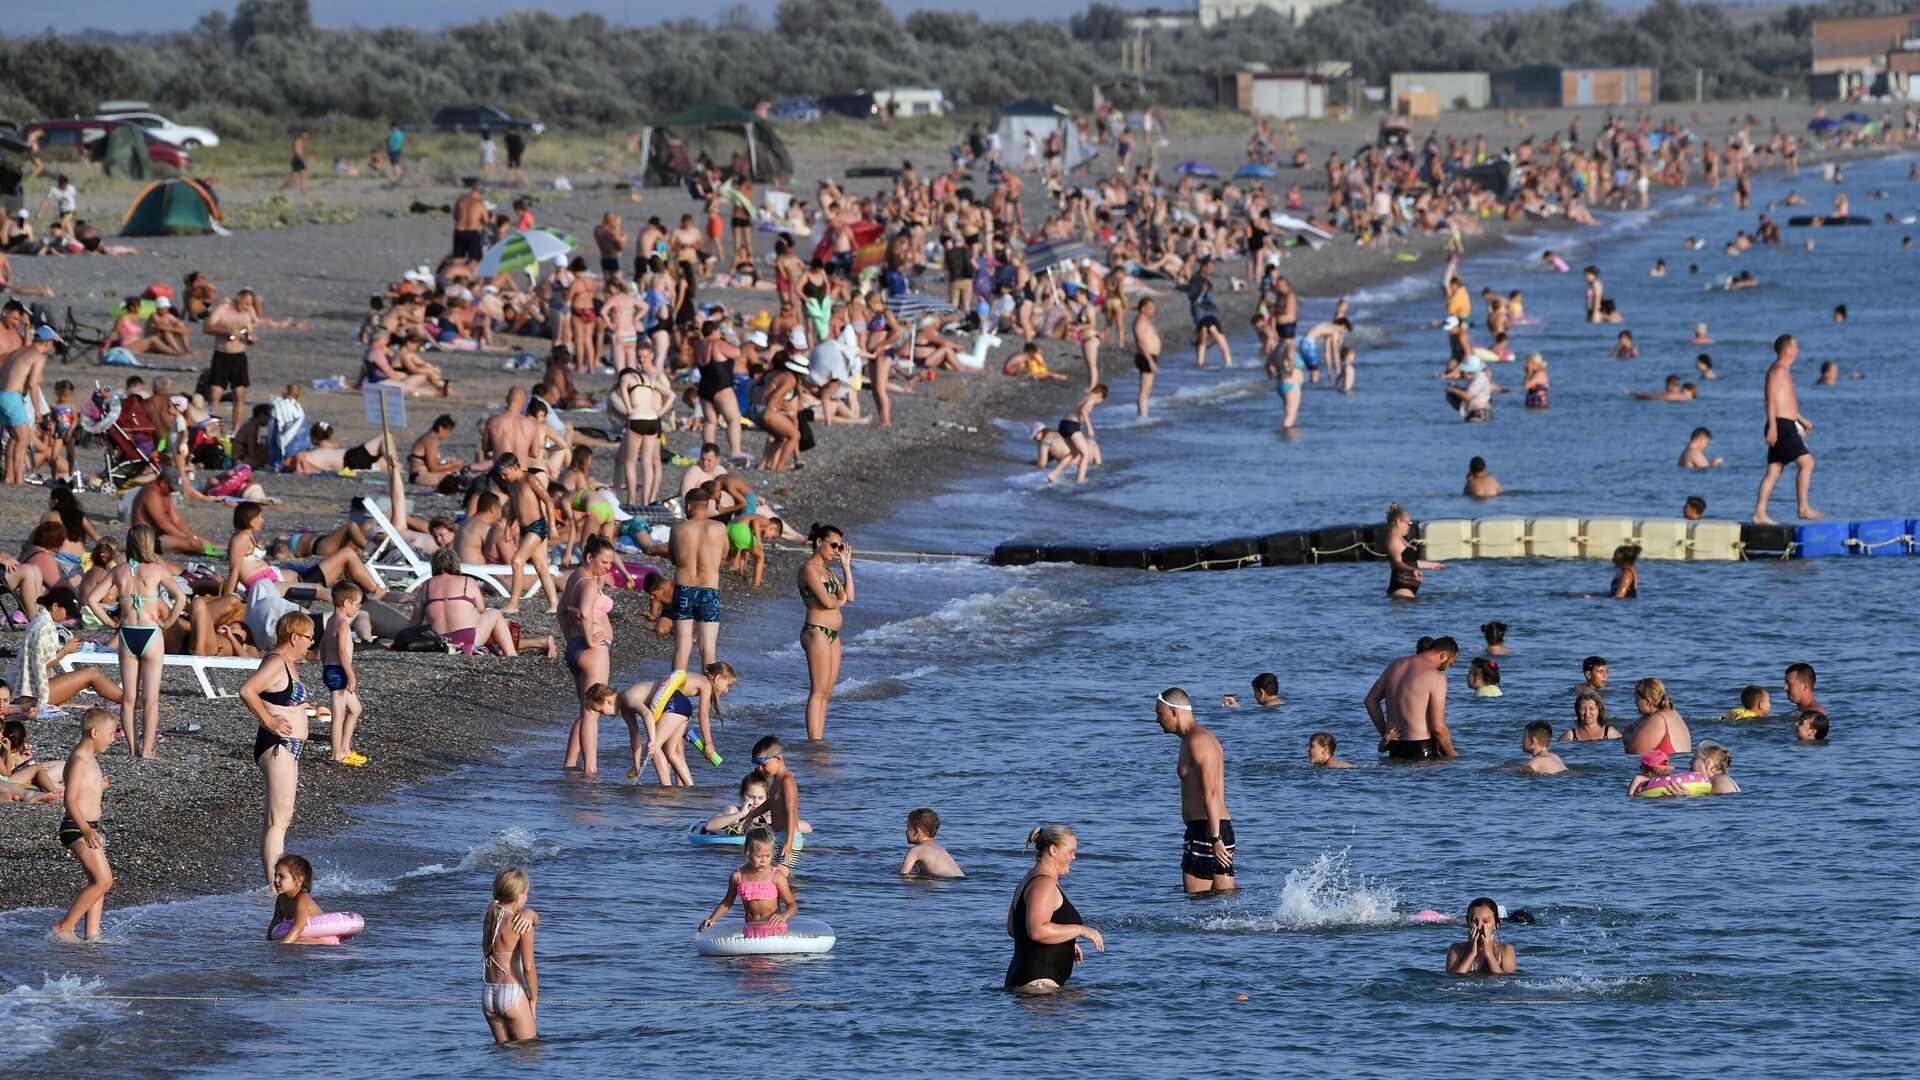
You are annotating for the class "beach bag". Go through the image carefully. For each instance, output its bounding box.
[390,625,447,653]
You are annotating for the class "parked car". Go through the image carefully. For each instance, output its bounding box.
[768,96,821,123]
[430,105,546,135]
[820,93,879,120]
[18,119,191,169]
[93,102,220,149]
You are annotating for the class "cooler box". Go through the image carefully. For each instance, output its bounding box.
[1848,519,1910,556]
[1528,517,1582,558]
[1474,517,1528,559]
[1687,521,1742,561]
[1793,522,1848,558]
[1581,517,1636,560]
[1419,519,1474,561]
[1638,519,1691,561]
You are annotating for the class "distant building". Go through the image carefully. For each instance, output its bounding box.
[1389,72,1491,114]
[1208,70,1328,119]
[1492,65,1659,109]
[873,88,950,118]
[1126,0,1339,32]
[1810,12,1920,98]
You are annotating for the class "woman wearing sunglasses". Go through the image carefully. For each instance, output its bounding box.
[797,523,854,741]
[241,611,315,884]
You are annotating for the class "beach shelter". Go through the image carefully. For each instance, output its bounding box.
[993,98,1098,169]
[121,178,224,236]
[639,104,792,187]
[98,124,153,180]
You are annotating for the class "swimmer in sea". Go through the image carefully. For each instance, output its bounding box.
[899,807,964,878]
[1601,544,1640,599]
[1794,711,1829,742]
[1679,427,1724,468]
[698,827,797,931]
[1650,258,1667,277]
[1463,456,1503,498]
[1557,689,1621,742]
[1518,721,1567,774]
[1223,672,1283,709]
[1467,657,1502,697]
[1622,677,1692,758]
[1783,662,1826,722]
[1481,621,1511,656]
[1696,353,1716,380]
[1005,823,1103,994]
[1630,375,1691,401]
[1690,322,1714,345]
[1386,503,1443,599]
[1816,360,1839,386]
[1719,685,1771,721]
[1683,495,1708,520]
[1692,744,1740,794]
[1365,636,1460,761]
[1307,732,1351,768]
[1612,330,1638,359]
[1154,687,1235,893]
[1446,897,1517,975]
[1627,749,1675,796]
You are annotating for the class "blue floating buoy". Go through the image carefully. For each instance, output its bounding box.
[1793,521,1849,558]
[1849,519,1911,556]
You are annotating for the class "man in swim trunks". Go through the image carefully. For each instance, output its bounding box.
[203,289,261,431]
[1364,637,1460,760]
[132,467,217,555]
[667,487,729,672]
[0,323,55,484]
[1752,333,1822,524]
[1154,687,1235,893]
[453,182,489,263]
[1132,298,1160,419]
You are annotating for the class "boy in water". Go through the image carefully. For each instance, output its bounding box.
[1223,672,1283,709]
[323,582,368,766]
[1307,732,1351,768]
[52,708,115,942]
[1574,655,1609,694]
[1678,427,1724,469]
[1720,685,1771,721]
[1518,721,1567,774]
[899,807,964,877]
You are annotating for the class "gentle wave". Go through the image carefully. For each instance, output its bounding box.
[1199,849,1405,931]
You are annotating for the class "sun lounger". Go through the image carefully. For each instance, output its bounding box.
[358,501,539,599]
[59,649,259,699]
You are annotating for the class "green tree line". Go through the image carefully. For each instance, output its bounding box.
[0,0,1904,137]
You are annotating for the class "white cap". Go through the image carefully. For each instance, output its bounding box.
[155,296,172,308]
[788,328,808,348]
[748,330,769,347]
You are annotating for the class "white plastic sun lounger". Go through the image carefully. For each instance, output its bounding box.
[358,501,539,599]
[59,649,259,699]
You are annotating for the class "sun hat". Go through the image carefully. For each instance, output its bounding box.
[748,330,769,348]
[1459,355,1485,374]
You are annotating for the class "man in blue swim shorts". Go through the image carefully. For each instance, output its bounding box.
[0,323,58,484]
[667,488,731,673]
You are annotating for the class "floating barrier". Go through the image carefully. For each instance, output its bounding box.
[1786,215,1871,226]
[988,517,1916,571]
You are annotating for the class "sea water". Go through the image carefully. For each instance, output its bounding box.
[3,156,1917,1076]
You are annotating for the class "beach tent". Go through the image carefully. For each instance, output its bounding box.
[638,104,792,187]
[121,177,225,236]
[993,99,1098,172]
[98,124,153,180]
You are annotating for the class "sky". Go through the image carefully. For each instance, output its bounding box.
[11,0,1658,36]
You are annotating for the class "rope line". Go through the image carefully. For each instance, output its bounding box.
[11,992,847,1008]
[768,544,986,561]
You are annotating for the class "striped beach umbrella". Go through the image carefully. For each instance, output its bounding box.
[885,292,958,320]
[475,228,578,276]
[1023,237,1097,275]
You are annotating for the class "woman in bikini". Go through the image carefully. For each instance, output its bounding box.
[412,547,519,656]
[225,502,385,600]
[481,867,539,1044]
[241,610,314,883]
[798,523,854,742]
[615,361,672,506]
[84,525,186,759]
[1558,689,1623,742]
[559,535,617,774]
[1623,677,1692,759]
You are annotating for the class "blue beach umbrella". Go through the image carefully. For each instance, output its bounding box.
[1176,159,1219,177]
[1807,118,1840,132]
[1234,163,1278,179]
[1841,111,1872,124]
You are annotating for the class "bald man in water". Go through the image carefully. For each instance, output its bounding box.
[1364,637,1460,760]
[1155,687,1235,893]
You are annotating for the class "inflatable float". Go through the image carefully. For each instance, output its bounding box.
[1633,771,1714,799]
[686,823,806,849]
[694,916,836,956]
[271,912,365,944]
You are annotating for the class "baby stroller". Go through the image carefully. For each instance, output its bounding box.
[79,386,160,489]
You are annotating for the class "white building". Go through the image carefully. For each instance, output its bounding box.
[873,88,950,118]
[1197,0,1341,28]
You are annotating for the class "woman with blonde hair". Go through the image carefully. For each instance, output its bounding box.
[241,610,315,882]
[1623,676,1692,758]
[1005,824,1104,993]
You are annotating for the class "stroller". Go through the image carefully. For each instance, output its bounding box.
[79,386,161,489]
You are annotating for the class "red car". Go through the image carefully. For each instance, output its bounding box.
[19,119,191,169]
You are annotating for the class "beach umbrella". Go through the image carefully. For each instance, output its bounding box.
[1176,160,1219,177]
[1234,163,1277,179]
[810,220,886,271]
[885,291,960,359]
[1807,118,1840,133]
[476,228,577,276]
[1024,237,1098,275]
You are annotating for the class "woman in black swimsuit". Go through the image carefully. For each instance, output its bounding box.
[1006,824,1103,993]
[240,610,314,884]
[1387,503,1443,598]
[798,524,854,742]
[1609,544,1640,599]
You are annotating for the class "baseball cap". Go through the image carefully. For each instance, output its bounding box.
[33,325,63,343]
[1640,750,1670,769]
[159,466,184,488]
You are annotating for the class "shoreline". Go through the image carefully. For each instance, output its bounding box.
[0,104,1890,924]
